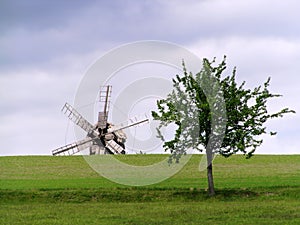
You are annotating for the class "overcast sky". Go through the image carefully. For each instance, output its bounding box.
[1,0,299,156]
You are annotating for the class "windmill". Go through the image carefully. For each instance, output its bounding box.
[52,85,149,156]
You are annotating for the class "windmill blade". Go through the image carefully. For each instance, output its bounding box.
[108,116,149,134]
[105,140,124,154]
[98,85,112,129]
[62,103,98,136]
[52,137,94,156]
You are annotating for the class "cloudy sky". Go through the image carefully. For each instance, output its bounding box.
[1,0,299,156]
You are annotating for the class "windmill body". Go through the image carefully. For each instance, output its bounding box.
[52,85,148,156]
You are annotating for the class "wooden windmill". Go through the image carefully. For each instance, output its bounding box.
[52,85,148,156]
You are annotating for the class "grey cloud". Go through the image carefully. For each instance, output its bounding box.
[0,0,95,31]
[159,0,300,40]
[2,0,299,68]
[0,0,163,71]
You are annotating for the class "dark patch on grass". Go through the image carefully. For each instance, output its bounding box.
[1,186,299,204]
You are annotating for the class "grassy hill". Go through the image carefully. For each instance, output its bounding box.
[1,155,300,224]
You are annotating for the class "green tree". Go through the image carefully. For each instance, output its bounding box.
[152,57,295,196]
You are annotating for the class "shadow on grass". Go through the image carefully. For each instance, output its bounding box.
[3,186,298,203]
[171,188,258,201]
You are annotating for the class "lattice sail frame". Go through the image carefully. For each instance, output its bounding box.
[61,103,98,137]
[98,85,112,129]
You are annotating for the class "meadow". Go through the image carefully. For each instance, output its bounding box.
[0,155,299,224]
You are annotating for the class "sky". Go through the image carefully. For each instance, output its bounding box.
[0,0,299,156]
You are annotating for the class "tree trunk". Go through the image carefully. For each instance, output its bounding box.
[206,149,215,196]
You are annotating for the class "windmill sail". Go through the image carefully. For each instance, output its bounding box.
[98,85,112,129]
[105,140,124,154]
[108,116,149,133]
[52,137,94,156]
[103,117,149,154]
[62,103,98,137]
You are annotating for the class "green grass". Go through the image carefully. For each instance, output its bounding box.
[1,155,300,224]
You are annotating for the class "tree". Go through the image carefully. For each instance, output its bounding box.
[152,57,295,196]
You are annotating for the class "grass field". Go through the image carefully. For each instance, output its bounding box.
[1,155,300,224]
